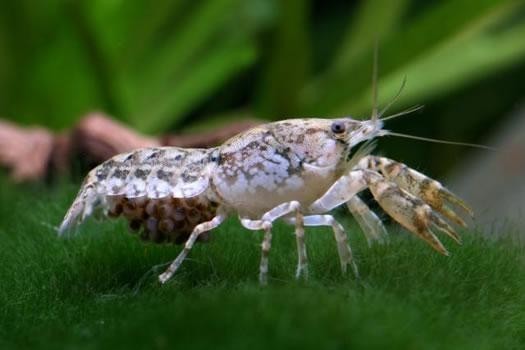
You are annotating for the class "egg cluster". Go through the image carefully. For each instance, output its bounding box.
[106,195,218,244]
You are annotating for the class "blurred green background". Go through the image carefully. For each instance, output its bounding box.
[2,2,525,349]
[1,0,525,176]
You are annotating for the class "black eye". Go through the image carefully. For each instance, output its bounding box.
[210,151,221,163]
[331,121,346,134]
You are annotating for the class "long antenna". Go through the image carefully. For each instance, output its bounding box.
[371,42,379,122]
[369,41,492,151]
[380,131,496,151]
[380,104,424,121]
[379,76,407,118]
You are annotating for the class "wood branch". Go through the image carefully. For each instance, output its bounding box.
[71,112,161,165]
[160,120,260,148]
[0,120,54,182]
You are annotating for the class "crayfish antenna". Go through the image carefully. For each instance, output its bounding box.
[371,42,379,123]
[369,42,419,124]
[380,131,496,151]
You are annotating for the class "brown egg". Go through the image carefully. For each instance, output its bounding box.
[145,200,156,216]
[123,202,137,217]
[158,204,173,219]
[158,218,175,234]
[146,217,158,233]
[187,208,201,225]
[172,207,186,222]
[173,219,187,231]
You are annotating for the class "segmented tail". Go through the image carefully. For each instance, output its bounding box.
[57,182,99,236]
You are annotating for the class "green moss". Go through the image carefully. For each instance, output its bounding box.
[1,178,524,349]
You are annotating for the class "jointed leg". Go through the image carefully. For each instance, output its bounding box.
[240,201,306,283]
[259,225,272,285]
[346,196,388,245]
[286,214,358,277]
[294,210,308,279]
[158,213,227,284]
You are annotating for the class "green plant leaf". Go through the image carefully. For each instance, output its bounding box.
[339,18,525,117]
[300,0,523,116]
[255,0,310,117]
[131,40,257,133]
[333,0,410,71]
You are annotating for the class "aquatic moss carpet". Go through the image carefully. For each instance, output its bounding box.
[1,179,524,349]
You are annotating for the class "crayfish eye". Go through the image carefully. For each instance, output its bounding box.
[331,121,346,134]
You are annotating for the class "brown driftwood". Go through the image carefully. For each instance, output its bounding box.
[0,120,55,182]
